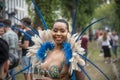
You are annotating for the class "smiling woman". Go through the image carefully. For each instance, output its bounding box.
[52,19,69,45]
[27,19,85,80]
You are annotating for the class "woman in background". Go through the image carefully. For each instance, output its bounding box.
[102,31,111,63]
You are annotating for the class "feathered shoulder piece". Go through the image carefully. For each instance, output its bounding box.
[26,29,85,73]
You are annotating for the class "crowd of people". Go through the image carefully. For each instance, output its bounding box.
[0,17,86,80]
[0,16,119,80]
[0,17,37,80]
[97,29,119,63]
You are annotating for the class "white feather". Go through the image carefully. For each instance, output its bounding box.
[27,29,85,74]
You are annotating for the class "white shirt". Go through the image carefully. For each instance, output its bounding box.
[112,35,119,46]
[102,36,111,48]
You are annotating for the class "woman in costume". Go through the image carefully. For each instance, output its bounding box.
[27,19,86,80]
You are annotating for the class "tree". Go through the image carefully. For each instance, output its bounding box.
[59,0,98,32]
[26,0,99,32]
[26,0,60,29]
[94,0,120,32]
[114,0,120,32]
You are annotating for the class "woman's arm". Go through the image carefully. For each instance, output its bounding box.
[75,70,85,80]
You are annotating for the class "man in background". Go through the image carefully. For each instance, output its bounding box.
[2,19,18,80]
[20,17,34,80]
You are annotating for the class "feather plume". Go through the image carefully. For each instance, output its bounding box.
[27,29,85,73]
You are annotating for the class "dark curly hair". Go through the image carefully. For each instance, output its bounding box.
[0,38,9,65]
[3,19,11,27]
[54,19,69,32]
[21,17,31,26]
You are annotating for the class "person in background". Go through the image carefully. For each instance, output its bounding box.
[80,33,89,64]
[0,23,4,38]
[106,30,112,46]
[0,38,10,80]
[88,29,93,42]
[35,25,42,35]
[97,32,103,56]
[20,17,34,80]
[101,31,111,63]
[111,30,119,61]
[2,19,18,80]
[36,26,42,32]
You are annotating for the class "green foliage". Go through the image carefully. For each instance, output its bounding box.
[114,0,120,32]
[25,0,34,20]
[26,0,60,29]
[26,0,98,31]
[94,0,120,32]
[33,0,52,29]
[26,0,120,32]
[95,3,115,25]
[59,0,98,32]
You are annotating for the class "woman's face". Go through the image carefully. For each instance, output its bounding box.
[52,22,68,44]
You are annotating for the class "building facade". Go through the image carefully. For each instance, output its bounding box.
[0,0,28,25]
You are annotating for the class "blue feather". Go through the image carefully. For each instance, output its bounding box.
[78,53,110,80]
[71,70,76,80]
[78,64,91,80]
[72,9,77,35]
[76,17,105,41]
[62,42,72,65]
[11,64,32,78]
[12,26,32,39]
[37,41,72,65]
[12,16,39,36]
[31,0,48,30]
[36,42,54,61]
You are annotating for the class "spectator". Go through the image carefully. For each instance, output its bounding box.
[0,16,3,23]
[36,26,42,35]
[111,30,119,61]
[80,33,89,64]
[0,38,10,80]
[2,19,18,80]
[106,29,112,46]
[20,17,34,80]
[88,30,93,42]
[97,32,103,56]
[101,31,111,63]
[0,23,4,38]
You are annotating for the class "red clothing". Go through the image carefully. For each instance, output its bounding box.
[80,36,88,50]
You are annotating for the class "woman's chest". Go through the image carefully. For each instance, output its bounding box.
[39,50,69,79]
[41,50,65,69]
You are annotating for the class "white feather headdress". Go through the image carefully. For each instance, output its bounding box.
[26,29,85,73]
